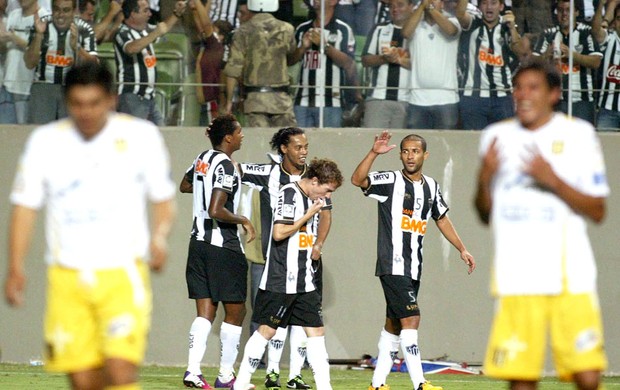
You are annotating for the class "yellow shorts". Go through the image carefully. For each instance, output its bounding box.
[484,293,607,382]
[44,262,152,373]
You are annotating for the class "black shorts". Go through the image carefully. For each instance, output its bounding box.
[252,289,323,329]
[185,239,248,303]
[380,275,421,319]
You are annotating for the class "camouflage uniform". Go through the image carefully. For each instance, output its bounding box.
[224,13,297,127]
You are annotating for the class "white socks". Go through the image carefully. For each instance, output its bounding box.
[234,331,269,390]
[400,329,424,388]
[219,322,242,380]
[288,325,308,379]
[306,336,332,390]
[371,328,400,388]
[187,317,212,374]
[266,326,288,374]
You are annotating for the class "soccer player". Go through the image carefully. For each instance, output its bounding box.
[179,114,256,389]
[351,131,475,390]
[474,58,609,390]
[233,158,344,390]
[240,127,331,390]
[4,61,176,390]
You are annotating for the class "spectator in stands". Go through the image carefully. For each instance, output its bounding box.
[456,0,524,130]
[533,0,602,124]
[0,0,48,124]
[191,0,232,126]
[361,0,413,129]
[93,0,124,43]
[336,0,377,37]
[592,0,620,130]
[290,0,359,128]
[223,0,297,127]
[24,0,97,123]
[77,0,95,24]
[114,0,187,125]
[209,0,239,27]
[403,0,461,129]
[511,0,553,35]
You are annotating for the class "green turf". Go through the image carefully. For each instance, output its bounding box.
[0,363,619,389]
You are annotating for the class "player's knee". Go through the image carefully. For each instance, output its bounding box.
[573,370,601,390]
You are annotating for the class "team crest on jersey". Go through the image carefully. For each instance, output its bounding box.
[552,140,564,154]
[223,174,234,187]
[282,204,295,219]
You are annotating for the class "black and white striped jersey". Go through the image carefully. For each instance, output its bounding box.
[240,162,332,260]
[598,31,620,111]
[32,19,96,84]
[114,23,157,99]
[294,18,355,108]
[260,182,321,294]
[375,1,390,25]
[209,0,238,27]
[363,22,410,102]
[363,171,448,280]
[186,149,243,253]
[459,16,517,97]
[533,23,602,102]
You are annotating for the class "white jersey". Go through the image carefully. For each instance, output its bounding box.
[479,113,609,296]
[408,16,461,106]
[3,7,50,95]
[10,113,176,270]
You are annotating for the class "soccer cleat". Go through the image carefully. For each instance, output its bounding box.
[214,375,236,388]
[265,370,281,389]
[286,375,311,389]
[368,384,390,390]
[183,371,213,389]
[417,381,443,390]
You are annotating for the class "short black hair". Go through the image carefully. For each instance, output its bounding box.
[513,57,561,90]
[206,114,240,147]
[400,134,427,152]
[78,0,95,13]
[64,61,115,97]
[270,127,306,156]
[122,0,141,19]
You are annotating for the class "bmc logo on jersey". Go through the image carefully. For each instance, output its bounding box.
[195,160,209,175]
[46,51,73,67]
[298,233,314,249]
[401,215,427,234]
[559,63,580,74]
[144,55,157,68]
[607,65,620,84]
[478,48,504,67]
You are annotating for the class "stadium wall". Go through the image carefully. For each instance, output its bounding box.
[1,126,619,374]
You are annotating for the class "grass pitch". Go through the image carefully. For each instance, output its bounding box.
[1,363,619,389]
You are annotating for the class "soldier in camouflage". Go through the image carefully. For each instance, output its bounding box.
[223,0,297,127]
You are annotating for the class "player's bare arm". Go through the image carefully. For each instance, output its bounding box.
[179,171,193,193]
[474,137,499,224]
[435,215,475,274]
[149,198,176,272]
[312,209,331,260]
[4,205,38,307]
[523,148,606,224]
[209,189,256,242]
[273,198,324,241]
[351,130,397,189]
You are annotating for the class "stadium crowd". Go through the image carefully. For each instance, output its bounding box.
[0,0,619,129]
[0,0,620,130]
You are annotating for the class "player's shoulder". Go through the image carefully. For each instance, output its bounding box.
[552,112,597,136]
